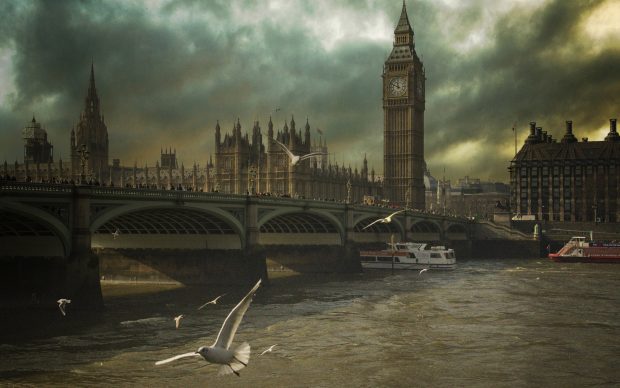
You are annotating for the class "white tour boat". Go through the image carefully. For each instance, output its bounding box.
[360,242,456,270]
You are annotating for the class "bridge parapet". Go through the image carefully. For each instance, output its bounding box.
[0,182,74,194]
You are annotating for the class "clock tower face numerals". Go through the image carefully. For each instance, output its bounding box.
[388,77,407,97]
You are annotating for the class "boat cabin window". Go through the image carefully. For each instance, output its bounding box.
[378,257,393,262]
[430,253,442,259]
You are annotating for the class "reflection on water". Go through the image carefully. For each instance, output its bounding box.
[1,259,619,387]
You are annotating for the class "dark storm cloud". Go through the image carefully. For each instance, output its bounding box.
[0,0,618,181]
[418,0,620,179]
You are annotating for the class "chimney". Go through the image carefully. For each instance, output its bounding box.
[525,122,538,144]
[605,118,619,142]
[562,120,577,143]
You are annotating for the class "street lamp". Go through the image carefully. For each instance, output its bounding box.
[77,144,89,184]
[346,178,352,204]
[405,188,411,210]
[248,166,257,195]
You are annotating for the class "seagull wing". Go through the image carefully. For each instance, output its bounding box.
[58,304,66,316]
[298,152,327,161]
[213,279,262,350]
[273,139,296,160]
[197,300,213,310]
[388,209,406,218]
[362,218,382,230]
[155,352,200,366]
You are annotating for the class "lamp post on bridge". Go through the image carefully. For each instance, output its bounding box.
[346,178,352,204]
[248,166,257,195]
[405,188,411,210]
[77,144,89,185]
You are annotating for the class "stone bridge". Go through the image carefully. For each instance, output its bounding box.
[0,182,474,308]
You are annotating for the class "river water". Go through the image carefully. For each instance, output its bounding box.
[1,258,619,387]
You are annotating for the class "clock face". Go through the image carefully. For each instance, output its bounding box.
[389,77,407,97]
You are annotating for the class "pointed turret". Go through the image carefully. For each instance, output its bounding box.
[394,1,414,47]
[215,120,221,148]
[268,116,274,139]
[85,62,101,115]
[304,118,311,146]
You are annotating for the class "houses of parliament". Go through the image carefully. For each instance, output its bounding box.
[3,3,426,207]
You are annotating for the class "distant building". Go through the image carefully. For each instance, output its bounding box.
[509,120,620,222]
[22,116,53,164]
[211,117,381,201]
[424,169,509,219]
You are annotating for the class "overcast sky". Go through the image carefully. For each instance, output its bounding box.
[1,0,619,182]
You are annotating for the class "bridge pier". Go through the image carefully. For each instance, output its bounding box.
[66,187,103,310]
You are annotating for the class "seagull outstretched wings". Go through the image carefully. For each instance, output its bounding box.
[155,279,262,376]
[362,209,405,230]
[273,139,326,166]
[197,294,226,310]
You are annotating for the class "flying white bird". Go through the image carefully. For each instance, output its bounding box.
[156,279,262,376]
[419,268,428,275]
[174,315,184,329]
[112,229,120,239]
[57,298,71,316]
[197,294,226,310]
[259,344,277,356]
[362,209,406,230]
[273,139,327,166]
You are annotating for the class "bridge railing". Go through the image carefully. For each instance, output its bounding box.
[0,181,74,193]
[88,187,249,202]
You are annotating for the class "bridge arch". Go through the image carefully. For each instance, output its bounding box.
[91,202,246,249]
[446,223,467,234]
[258,208,344,245]
[0,200,70,256]
[411,220,441,233]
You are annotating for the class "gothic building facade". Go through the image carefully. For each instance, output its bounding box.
[383,2,426,209]
[509,120,620,222]
[211,117,381,202]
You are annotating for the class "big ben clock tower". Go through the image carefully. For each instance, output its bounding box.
[383,1,425,209]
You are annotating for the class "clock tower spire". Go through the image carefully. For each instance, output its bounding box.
[382,1,425,209]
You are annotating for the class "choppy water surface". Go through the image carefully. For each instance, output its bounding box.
[1,259,619,387]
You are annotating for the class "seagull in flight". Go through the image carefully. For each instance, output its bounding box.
[174,315,184,329]
[259,344,277,355]
[419,268,428,275]
[362,209,406,230]
[156,279,262,376]
[273,139,327,166]
[57,298,71,316]
[112,229,120,239]
[197,294,226,310]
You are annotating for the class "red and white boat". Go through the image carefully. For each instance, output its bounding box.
[549,236,620,263]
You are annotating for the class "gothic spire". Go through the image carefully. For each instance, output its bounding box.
[84,62,101,115]
[395,1,413,34]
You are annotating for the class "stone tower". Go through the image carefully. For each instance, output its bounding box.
[71,63,109,181]
[382,1,425,209]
